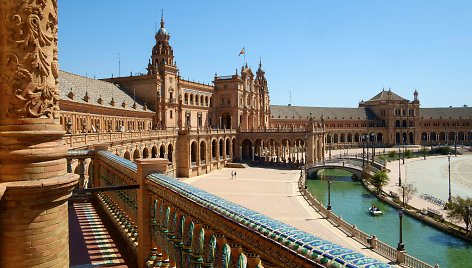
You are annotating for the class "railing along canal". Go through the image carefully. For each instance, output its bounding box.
[298,176,434,268]
[69,147,394,268]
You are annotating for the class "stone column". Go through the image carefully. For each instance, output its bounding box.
[136,158,169,268]
[0,1,78,267]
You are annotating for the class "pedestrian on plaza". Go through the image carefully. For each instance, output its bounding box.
[231,171,234,179]
[234,171,237,179]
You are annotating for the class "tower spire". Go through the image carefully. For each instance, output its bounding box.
[161,9,164,28]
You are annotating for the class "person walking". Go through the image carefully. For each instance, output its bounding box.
[231,171,234,179]
[234,171,237,179]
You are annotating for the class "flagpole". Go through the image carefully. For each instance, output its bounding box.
[244,47,246,65]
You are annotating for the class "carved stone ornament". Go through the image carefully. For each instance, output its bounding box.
[3,0,60,118]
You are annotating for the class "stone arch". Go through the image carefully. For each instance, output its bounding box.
[225,138,230,158]
[395,132,401,144]
[219,139,224,157]
[184,93,189,104]
[409,132,414,144]
[152,145,158,158]
[347,133,352,143]
[431,132,437,141]
[190,94,194,105]
[159,144,166,158]
[143,147,149,158]
[354,133,360,143]
[124,151,131,160]
[458,132,465,141]
[232,138,236,160]
[211,139,218,160]
[402,120,407,128]
[200,140,206,162]
[191,141,197,164]
[421,132,428,141]
[439,132,446,141]
[377,133,383,143]
[333,133,338,143]
[241,139,252,160]
[167,143,173,164]
[340,133,345,143]
[133,148,140,160]
[448,132,455,141]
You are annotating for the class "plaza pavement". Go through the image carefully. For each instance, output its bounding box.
[384,154,472,228]
[184,165,394,264]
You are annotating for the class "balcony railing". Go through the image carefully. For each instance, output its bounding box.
[64,129,177,148]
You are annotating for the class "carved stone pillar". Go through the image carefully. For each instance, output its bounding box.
[0,1,78,267]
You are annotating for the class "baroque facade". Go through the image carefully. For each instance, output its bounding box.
[58,15,472,179]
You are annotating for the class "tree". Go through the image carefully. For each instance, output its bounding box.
[404,149,413,159]
[447,196,472,233]
[388,150,397,160]
[398,183,417,207]
[371,171,389,194]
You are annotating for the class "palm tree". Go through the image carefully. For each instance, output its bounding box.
[371,171,389,194]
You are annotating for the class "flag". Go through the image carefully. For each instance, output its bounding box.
[239,47,245,56]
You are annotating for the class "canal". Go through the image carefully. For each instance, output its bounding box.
[306,169,472,267]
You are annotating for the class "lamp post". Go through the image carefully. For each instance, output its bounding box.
[327,180,332,210]
[398,139,402,186]
[423,141,426,160]
[371,132,375,164]
[397,208,405,251]
[454,132,457,157]
[304,133,308,189]
[362,135,366,167]
[366,134,370,166]
[402,134,405,164]
[447,153,452,205]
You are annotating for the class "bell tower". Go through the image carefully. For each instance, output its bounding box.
[256,59,270,128]
[147,11,179,129]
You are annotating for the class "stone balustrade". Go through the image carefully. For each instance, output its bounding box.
[76,149,393,267]
[64,129,178,149]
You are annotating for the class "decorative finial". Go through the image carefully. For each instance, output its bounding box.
[161,9,164,28]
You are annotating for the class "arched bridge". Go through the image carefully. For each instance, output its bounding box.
[306,157,385,180]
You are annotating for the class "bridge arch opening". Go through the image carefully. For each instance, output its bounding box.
[313,168,357,181]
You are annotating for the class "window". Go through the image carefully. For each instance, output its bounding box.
[170,110,173,119]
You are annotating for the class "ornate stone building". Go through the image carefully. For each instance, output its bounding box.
[271,89,472,149]
[57,15,472,180]
[59,16,324,179]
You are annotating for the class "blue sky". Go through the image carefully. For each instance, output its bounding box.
[58,1,472,108]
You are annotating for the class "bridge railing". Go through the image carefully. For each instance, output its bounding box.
[81,149,393,268]
[299,176,434,268]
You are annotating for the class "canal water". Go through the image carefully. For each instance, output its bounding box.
[306,169,472,267]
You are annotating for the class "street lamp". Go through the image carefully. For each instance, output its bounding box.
[398,138,402,186]
[397,208,405,251]
[447,153,452,205]
[402,134,405,164]
[362,135,366,167]
[370,132,375,164]
[327,180,332,210]
[304,133,308,189]
[454,132,458,157]
[423,141,426,160]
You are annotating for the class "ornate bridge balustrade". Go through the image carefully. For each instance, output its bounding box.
[86,150,391,268]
